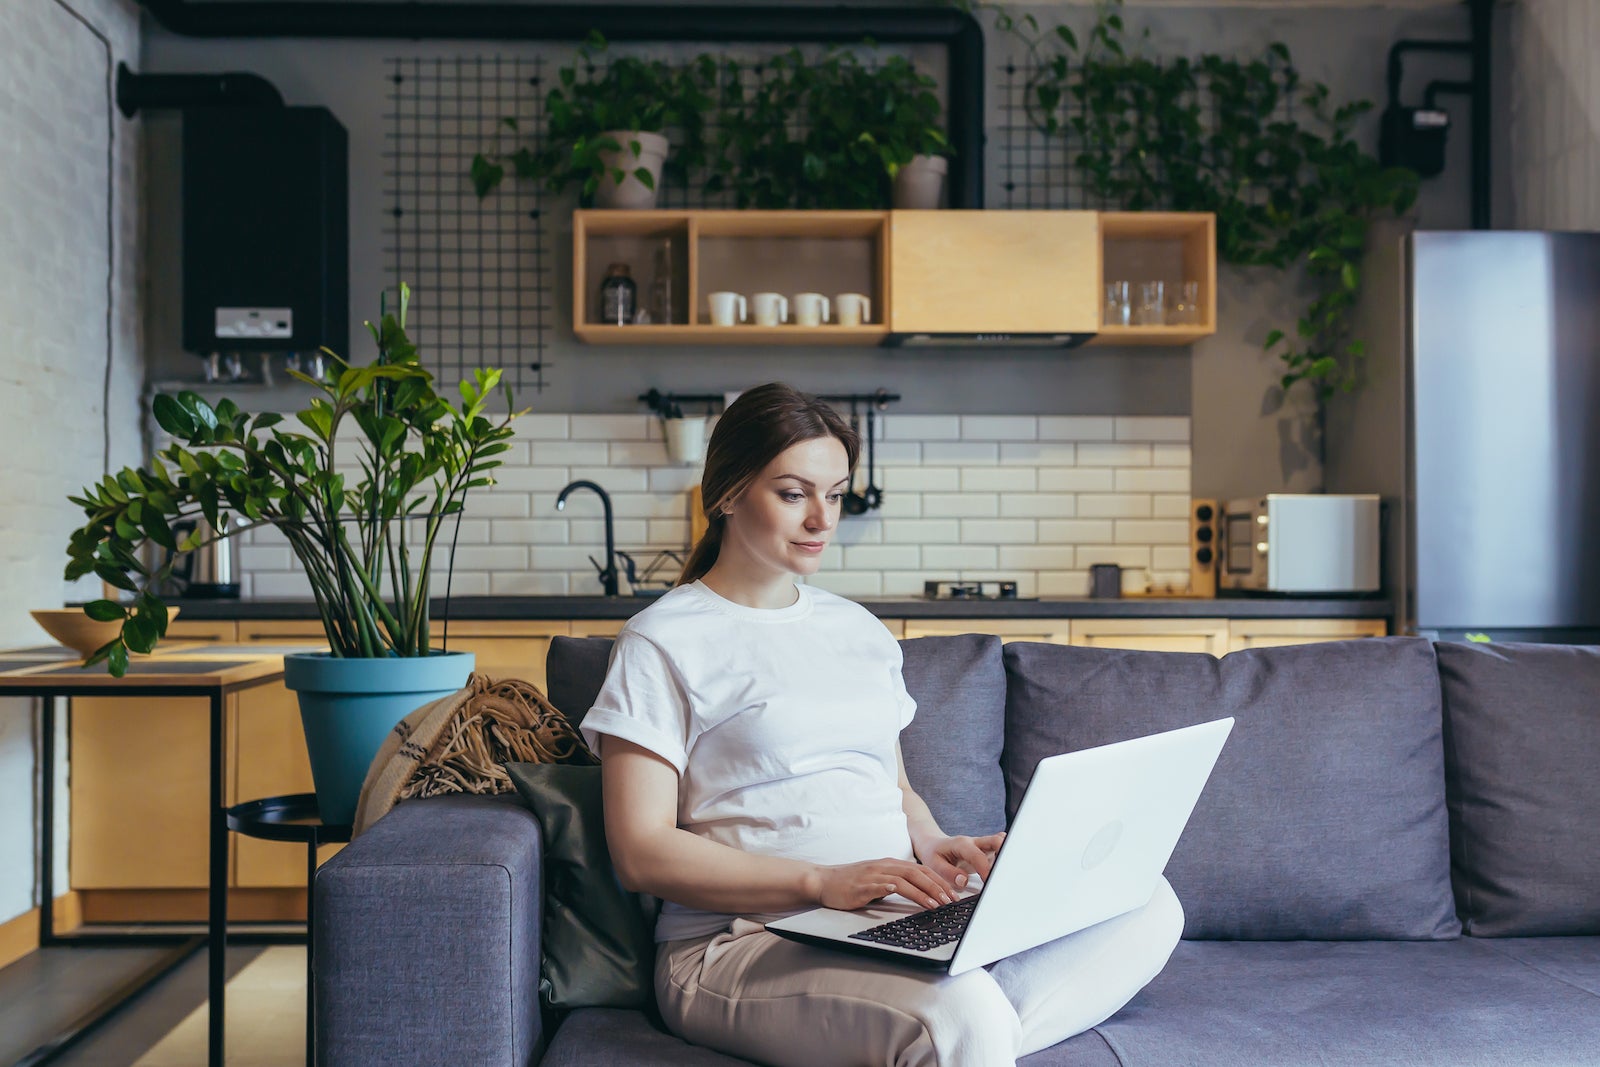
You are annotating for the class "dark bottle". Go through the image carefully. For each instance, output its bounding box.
[600,262,637,326]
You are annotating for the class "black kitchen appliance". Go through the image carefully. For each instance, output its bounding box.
[923,580,1031,601]
[181,106,348,358]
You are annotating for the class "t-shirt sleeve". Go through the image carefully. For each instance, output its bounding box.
[888,631,917,731]
[579,630,694,774]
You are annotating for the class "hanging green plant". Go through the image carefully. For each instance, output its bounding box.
[981,0,1418,404]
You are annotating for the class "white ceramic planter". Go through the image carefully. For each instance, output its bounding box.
[594,130,669,209]
[663,416,708,466]
[893,154,948,209]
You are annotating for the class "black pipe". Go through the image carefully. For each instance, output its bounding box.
[115,61,285,117]
[134,1,986,208]
[1468,0,1492,229]
[1422,79,1474,110]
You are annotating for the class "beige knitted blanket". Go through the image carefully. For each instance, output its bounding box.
[353,672,597,836]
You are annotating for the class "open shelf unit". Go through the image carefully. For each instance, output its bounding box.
[573,210,890,345]
[1090,212,1217,346]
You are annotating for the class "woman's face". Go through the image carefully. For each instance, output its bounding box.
[722,435,850,580]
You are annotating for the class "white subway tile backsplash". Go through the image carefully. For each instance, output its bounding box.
[1115,416,1190,442]
[226,412,1194,600]
[922,493,1000,518]
[923,544,998,569]
[569,414,653,440]
[883,415,960,441]
[998,442,1077,467]
[882,519,962,544]
[960,519,1038,544]
[999,494,1078,518]
[843,545,921,570]
[961,467,1036,492]
[961,415,1037,441]
[924,442,998,465]
[1076,494,1152,519]
[1038,416,1116,441]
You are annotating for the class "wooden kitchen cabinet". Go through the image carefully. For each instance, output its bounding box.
[888,210,1100,335]
[1068,618,1231,656]
[572,209,1215,347]
[901,618,1073,644]
[69,620,238,892]
[1226,617,1387,653]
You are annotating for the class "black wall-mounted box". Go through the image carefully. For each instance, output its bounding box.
[181,106,348,356]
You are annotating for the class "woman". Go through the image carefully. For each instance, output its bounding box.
[579,383,1183,1066]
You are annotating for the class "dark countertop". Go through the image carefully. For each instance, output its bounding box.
[166,594,1392,621]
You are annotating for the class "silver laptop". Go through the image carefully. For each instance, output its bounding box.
[766,717,1234,975]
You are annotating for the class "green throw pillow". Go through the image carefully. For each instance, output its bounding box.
[505,762,657,1014]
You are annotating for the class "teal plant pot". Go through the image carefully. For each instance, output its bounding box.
[284,651,475,826]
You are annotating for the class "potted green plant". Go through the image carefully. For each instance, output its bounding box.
[711,48,952,210]
[63,283,523,823]
[471,32,716,209]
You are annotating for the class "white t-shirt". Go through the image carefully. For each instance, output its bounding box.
[580,580,918,942]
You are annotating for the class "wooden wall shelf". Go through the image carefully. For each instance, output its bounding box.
[572,209,1216,347]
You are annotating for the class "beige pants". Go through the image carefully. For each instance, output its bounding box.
[655,877,1184,1067]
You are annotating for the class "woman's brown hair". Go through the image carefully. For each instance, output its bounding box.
[677,383,859,586]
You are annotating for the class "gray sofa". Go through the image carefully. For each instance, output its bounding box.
[315,634,1600,1065]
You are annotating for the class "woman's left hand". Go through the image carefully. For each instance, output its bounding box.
[915,832,1005,891]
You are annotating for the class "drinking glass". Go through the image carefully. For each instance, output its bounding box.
[1103,280,1132,327]
[1135,281,1167,326]
[1171,281,1201,326]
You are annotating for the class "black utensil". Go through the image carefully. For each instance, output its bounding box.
[863,404,883,510]
[842,398,869,516]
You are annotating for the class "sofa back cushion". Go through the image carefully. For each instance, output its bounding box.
[1003,637,1460,941]
[1436,641,1600,937]
[545,633,1007,838]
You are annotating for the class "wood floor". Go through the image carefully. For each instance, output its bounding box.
[0,943,298,1067]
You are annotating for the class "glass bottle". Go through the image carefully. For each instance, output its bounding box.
[599,262,637,326]
[646,240,673,325]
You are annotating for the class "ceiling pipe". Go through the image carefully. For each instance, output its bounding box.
[133,0,988,208]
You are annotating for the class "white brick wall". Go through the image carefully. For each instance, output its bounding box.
[0,0,144,926]
[1506,0,1600,228]
[232,413,1194,601]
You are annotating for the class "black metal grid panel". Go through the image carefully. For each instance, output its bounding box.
[383,56,550,394]
[997,56,1088,210]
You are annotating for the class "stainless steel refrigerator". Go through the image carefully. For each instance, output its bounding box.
[1328,228,1600,643]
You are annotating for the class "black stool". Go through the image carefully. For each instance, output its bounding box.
[226,793,352,1067]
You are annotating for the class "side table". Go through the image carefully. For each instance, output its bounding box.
[226,794,351,1067]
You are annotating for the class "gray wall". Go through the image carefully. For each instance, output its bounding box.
[140,1,1473,500]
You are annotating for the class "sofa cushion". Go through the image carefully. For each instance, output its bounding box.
[546,633,1008,838]
[1003,638,1459,940]
[542,1008,753,1066]
[1436,641,1600,936]
[506,763,656,1014]
[1472,936,1600,997]
[1074,938,1600,1066]
[897,634,1008,837]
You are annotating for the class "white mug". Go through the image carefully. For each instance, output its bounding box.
[751,292,788,327]
[835,292,872,326]
[793,293,831,327]
[707,291,747,327]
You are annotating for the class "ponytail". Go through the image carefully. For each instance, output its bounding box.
[676,514,724,586]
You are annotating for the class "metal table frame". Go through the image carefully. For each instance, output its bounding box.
[1,649,288,1067]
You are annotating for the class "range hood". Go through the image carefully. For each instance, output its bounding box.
[885,331,1096,348]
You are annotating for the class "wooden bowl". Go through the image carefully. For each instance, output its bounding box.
[30,607,181,659]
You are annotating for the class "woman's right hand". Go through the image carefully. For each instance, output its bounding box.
[813,858,961,911]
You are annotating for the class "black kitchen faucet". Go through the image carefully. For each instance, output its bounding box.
[555,479,619,597]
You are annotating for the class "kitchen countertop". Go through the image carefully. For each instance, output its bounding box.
[165,594,1392,621]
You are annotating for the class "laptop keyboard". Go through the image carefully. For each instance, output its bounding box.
[849,895,979,952]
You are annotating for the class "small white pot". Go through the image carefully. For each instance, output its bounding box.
[594,130,669,209]
[893,154,948,209]
[663,416,708,466]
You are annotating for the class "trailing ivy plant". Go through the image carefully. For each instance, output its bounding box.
[971,0,1417,406]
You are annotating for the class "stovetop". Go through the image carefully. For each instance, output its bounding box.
[922,580,1036,601]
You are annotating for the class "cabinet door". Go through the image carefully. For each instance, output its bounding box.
[1068,618,1230,656]
[901,618,1073,645]
[70,620,236,890]
[232,621,332,887]
[888,211,1100,334]
[1227,618,1387,653]
[437,620,570,692]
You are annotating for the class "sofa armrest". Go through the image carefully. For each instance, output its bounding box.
[314,793,543,1067]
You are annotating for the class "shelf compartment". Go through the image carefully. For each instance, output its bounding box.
[573,211,693,327]
[1095,211,1216,341]
[571,324,890,345]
